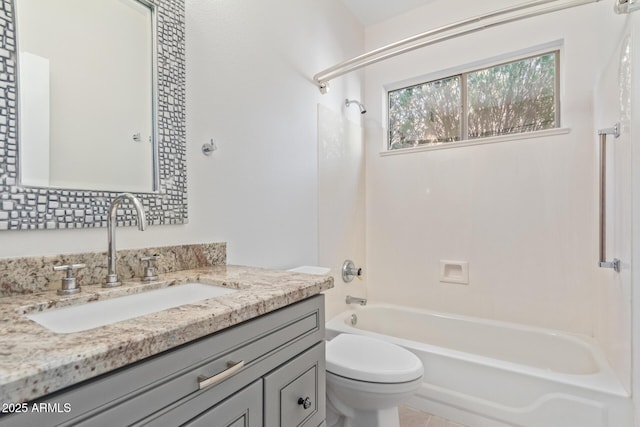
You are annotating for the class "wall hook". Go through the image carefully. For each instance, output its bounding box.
[202,139,217,156]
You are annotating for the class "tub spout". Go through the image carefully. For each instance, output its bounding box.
[345,295,367,306]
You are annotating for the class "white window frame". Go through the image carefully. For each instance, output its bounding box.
[382,41,567,155]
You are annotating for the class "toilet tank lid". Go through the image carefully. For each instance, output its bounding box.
[287,266,331,275]
[326,334,424,383]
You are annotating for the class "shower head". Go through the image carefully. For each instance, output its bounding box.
[615,0,640,13]
[345,98,367,114]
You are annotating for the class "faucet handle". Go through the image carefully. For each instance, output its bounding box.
[341,260,363,283]
[140,255,160,282]
[53,263,86,274]
[53,263,86,296]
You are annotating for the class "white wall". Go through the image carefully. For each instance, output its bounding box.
[363,0,620,336]
[185,0,362,269]
[0,0,363,272]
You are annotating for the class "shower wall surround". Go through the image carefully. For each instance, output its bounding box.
[0,242,225,296]
[364,0,615,336]
[593,15,635,394]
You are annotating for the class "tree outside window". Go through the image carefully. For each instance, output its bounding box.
[388,51,558,150]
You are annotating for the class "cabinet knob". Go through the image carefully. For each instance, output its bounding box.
[297,397,312,410]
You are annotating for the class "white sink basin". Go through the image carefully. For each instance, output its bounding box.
[26,283,237,334]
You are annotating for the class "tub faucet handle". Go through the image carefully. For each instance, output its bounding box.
[342,260,363,282]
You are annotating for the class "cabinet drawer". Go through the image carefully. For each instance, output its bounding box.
[264,342,325,427]
[179,379,262,427]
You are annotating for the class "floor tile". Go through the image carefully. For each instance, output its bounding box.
[399,405,431,426]
[399,405,467,427]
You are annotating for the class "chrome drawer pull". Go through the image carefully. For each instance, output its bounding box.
[298,397,312,410]
[197,360,244,390]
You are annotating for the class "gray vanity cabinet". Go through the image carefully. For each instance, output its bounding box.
[0,295,325,427]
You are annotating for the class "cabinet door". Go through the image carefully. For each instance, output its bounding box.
[264,342,325,427]
[182,380,262,427]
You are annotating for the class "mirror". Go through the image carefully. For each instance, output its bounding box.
[17,0,156,192]
[0,0,187,230]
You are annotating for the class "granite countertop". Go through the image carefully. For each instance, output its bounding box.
[0,265,333,404]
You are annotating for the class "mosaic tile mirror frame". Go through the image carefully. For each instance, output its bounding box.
[0,0,187,230]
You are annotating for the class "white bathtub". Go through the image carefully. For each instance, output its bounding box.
[325,304,633,427]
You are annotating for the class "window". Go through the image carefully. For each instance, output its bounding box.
[388,51,559,150]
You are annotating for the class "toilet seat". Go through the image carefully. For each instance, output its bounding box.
[326,334,423,383]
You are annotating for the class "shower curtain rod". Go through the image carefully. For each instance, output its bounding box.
[313,0,600,93]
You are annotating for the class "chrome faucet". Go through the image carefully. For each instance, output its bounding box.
[103,193,147,287]
[345,295,367,306]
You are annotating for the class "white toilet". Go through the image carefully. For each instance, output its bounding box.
[325,334,424,427]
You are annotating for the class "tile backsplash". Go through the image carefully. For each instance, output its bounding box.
[0,242,226,297]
